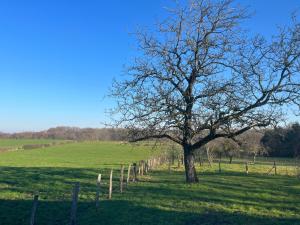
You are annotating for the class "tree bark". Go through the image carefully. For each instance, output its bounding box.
[183,145,199,183]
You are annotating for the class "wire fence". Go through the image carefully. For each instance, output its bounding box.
[16,153,300,225]
[27,156,166,225]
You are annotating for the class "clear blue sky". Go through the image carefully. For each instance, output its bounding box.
[0,0,299,132]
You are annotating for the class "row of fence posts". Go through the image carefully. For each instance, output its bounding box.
[29,155,286,225]
[159,152,292,178]
[217,159,278,176]
[241,161,276,176]
[29,155,167,225]
[217,159,277,175]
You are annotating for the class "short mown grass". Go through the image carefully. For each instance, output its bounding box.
[0,141,299,225]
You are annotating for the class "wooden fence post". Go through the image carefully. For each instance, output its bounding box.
[148,159,151,170]
[274,161,277,175]
[109,169,113,199]
[207,148,212,167]
[218,159,221,173]
[120,165,124,193]
[168,159,171,173]
[245,162,249,175]
[138,163,141,176]
[199,156,202,166]
[141,161,144,176]
[126,164,131,185]
[95,174,101,209]
[70,183,80,225]
[30,194,39,225]
[133,163,137,182]
[145,160,148,173]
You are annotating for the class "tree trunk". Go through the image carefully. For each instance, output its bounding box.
[229,156,233,164]
[183,145,199,183]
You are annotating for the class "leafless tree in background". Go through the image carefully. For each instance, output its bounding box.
[110,0,300,182]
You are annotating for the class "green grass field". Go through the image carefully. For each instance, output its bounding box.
[0,141,299,225]
[0,138,66,149]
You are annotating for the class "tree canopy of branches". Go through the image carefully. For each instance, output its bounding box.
[110,0,300,182]
[237,130,265,160]
[202,137,240,163]
[261,123,300,157]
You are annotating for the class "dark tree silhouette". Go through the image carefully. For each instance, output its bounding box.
[110,0,300,182]
[262,123,300,157]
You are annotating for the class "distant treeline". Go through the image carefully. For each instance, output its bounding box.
[0,127,127,141]
[202,123,300,159]
[0,123,299,157]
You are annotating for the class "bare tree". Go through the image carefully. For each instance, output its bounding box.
[110,0,300,182]
[238,130,265,163]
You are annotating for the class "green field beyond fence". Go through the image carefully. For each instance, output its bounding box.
[0,139,71,153]
[0,141,299,225]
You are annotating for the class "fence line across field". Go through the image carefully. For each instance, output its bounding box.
[26,156,163,225]
[26,154,299,225]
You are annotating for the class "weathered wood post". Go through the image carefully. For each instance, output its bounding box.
[141,161,144,176]
[145,160,148,173]
[109,169,113,199]
[120,165,124,193]
[274,161,277,175]
[168,158,171,173]
[218,159,221,173]
[253,154,256,164]
[177,155,181,168]
[95,174,101,209]
[132,163,137,182]
[199,156,202,166]
[138,162,141,176]
[126,164,131,186]
[30,194,39,225]
[207,147,212,167]
[245,162,249,175]
[148,159,151,170]
[70,182,80,225]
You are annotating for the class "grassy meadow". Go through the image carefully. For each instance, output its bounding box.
[0,140,299,225]
[0,139,68,150]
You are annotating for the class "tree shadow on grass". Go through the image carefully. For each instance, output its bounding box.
[0,167,299,225]
[0,166,127,197]
[138,170,300,215]
[0,199,299,225]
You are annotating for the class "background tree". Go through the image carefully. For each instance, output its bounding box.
[238,130,265,163]
[261,123,300,157]
[202,138,240,164]
[110,0,300,182]
[222,138,240,164]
